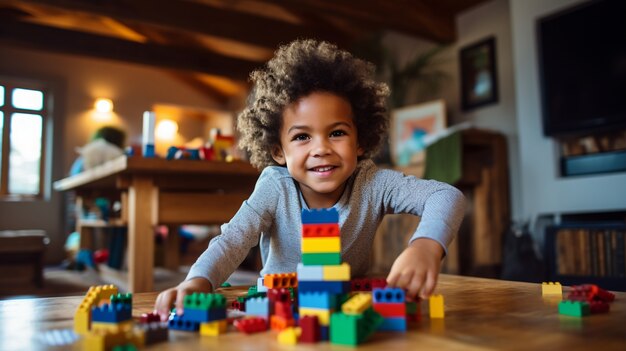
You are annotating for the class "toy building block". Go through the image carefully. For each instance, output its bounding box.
[234,317,268,334]
[183,293,226,310]
[110,293,132,305]
[274,301,294,319]
[568,284,615,302]
[541,282,562,296]
[329,308,383,346]
[378,316,407,332]
[200,320,228,336]
[371,278,388,289]
[299,291,338,309]
[264,273,298,289]
[245,297,270,319]
[301,208,339,224]
[558,300,590,317]
[111,344,138,351]
[92,303,132,323]
[136,322,169,344]
[231,300,245,311]
[139,312,161,324]
[372,288,405,304]
[91,320,133,333]
[351,278,372,292]
[75,302,94,334]
[302,252,342,266]
[429,295,445,319]
[270,315,296,331]
[299,315,321,343]
[302,223,340,237]
[372,302,406,318]
[182,307,227,322]
[588,300,610,314]
[299,307,333,326]
[82,329,128,351]
[277,327,302,345]
[168,313,200,332]
[301,237,341,253]
[256,277,268,293]
[298,280,350,294]
[297,263,324,281]
[268,288,292,305]
[323,263,351,281]
[342,293,372,315]
[406,301,420,322]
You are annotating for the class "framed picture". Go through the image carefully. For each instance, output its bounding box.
[391,99,446,168]
[460,36,499,111]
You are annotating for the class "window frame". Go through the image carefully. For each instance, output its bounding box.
[0,77,49,201]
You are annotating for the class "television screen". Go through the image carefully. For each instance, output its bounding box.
[537,0,626,137]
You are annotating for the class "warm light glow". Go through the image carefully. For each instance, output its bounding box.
[156,119,178,140]
[94,98,113,113]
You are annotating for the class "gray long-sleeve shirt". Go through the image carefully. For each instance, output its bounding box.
[186,159,465,288]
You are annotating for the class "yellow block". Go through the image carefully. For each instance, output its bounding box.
[301,237,341,253]
[91,320,133,333]
[341,293,372,315]
[542,282,562,296]
[277,327,302,345]
[429,294,445,319]
[322,263,351,281]
[299,307,332,325]
[82,329,127,351]
[200,320,228,336]
[74,306,91,334]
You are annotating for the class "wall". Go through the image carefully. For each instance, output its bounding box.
[0,46,224,263]
[510,0,626,243]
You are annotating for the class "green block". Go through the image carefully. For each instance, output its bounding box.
[110,293,132,305]
[248,285,257,295]
[302,252,341,265]
[406,301,417,314]
[112,344,137,351]
[221,282,232,287]
[330,308,383,346]
[183,292,226,310]
[558,300,590,317]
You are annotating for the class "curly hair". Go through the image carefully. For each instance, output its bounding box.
[237,39,390,169]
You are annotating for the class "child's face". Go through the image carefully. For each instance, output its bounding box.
[271,91,364,208]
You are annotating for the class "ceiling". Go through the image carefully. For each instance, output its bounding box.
[0,0,487,105]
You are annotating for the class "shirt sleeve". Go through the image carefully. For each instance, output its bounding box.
[185,168,279,288]
[378,168,466,254]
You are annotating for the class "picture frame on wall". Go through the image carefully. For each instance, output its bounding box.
[391,99,447,169]
[459,36,499,111]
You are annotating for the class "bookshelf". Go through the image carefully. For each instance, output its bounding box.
[545,223,626,291]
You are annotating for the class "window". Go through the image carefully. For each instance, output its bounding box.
[0,79,49,200]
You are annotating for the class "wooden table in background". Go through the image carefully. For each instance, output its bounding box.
[1,275,624,350]
[54,156,259,293]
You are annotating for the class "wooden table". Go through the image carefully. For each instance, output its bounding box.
[1,275,624,350]
[54,156,259,293]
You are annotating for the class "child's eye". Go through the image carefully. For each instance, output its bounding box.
[330,130,347,137]
[292,133,310,141]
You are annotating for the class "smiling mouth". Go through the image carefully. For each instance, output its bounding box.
[310,166,336,172]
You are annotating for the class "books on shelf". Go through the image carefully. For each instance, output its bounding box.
[555,227,625,278]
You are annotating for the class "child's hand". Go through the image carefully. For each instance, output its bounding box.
[154,277,213,322]
[386,238,444,301]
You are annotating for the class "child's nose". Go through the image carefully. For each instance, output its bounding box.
[311,138,331,157]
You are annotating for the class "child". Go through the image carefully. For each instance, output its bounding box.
[154,39,465,320]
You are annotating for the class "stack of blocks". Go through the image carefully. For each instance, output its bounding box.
[74,285,168,350]
[168,292,228,335]
[557,283,615,317]
[372,288,407,331]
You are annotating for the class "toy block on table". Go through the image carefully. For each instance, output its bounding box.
[136,322,169,344]
[568,284,615,302]
[429,295,445,319]
[111,344,137,351]
[200,320,228,336]
[183,292,226,310]
[270,315,296,331]
[82,329,128,351]
[323,263,351,281]
[245,297,270,319]
[299,291,338,309]
[372,302,406,318]
[378,317,407,332]
[299,315,321,343]
[406,300,420,322]
[91,320,133,333]
[256,277,268,293]
[274,300,294,319]
[542,282,562,296]
[110,293,132,305]
[168,313,200,332]
[299,280,350,294]
[92,303,132,323]
[342,293,372,315]
[297,263,324,281]
[234,317,268,334]
[277,327,302,345]
[264,273,298,289]
[268,288,292,305]
[139,312,161,324]
[302,252,342,266]
[302,223,340,237]
[74,285,120,334]
[299,307,333,326]
[329,308,383,346]
[558,300,590,317]
[181,307,227,323]
[302,237,341,253]
[301,208,339,224]
[372,287,405,304]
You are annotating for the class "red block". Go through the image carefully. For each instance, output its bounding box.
[139,312,161,324]
[568,284,615,302]
[351,278,372,292]
[299,315,320,343]
[302,224,340,237]
[231,300,245,311]
[373,302,406,317]
[234,317,268,334]
[370,278,388,289]
[589,300,610,314]
[275,301,293,319]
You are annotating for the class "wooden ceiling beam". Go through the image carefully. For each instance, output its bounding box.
[13,0,348,49]
[0,19,260,80]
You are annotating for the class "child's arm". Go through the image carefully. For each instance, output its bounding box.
[154,277,213,321]
[386,238,444,301]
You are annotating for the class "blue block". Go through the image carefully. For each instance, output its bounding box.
[298,291,337,309]
[182,308,226,323]
[372,288,405,303]
[168,313,200,332]
[320,325,329,341]
[166,146,179,160]
[92,302,132,323]
[245,297,269,318]
[378,317,407,332]
[298,281,350,294]
[297,263,324,281]
[301,208,339,224]
[143,144,155,158]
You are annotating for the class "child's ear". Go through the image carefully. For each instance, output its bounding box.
[357,146,365,157]
[271,145,286,165]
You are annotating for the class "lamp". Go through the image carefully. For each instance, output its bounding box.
[94,98,113,113]
[156,119,178,140]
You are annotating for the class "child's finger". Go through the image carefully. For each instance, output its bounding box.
[419,271,438,299]
[406,271,426,301]
[386,269,400,287]
[155,289,175,322]
[175,288,188,316]
[393,270,413,290]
